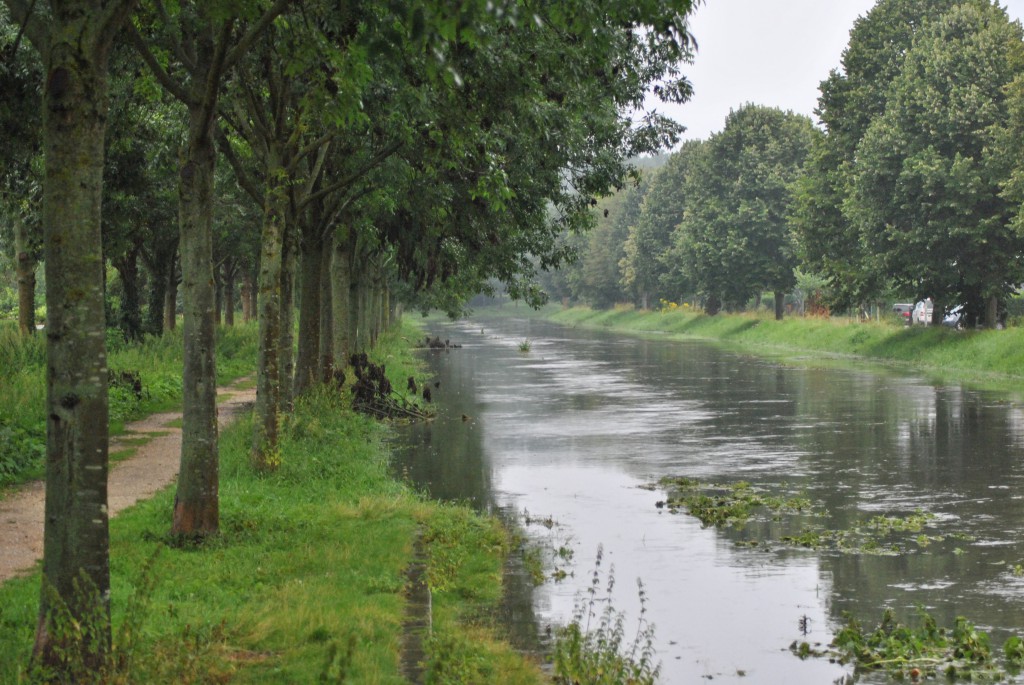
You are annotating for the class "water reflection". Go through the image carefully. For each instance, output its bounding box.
[391,317,1024,684]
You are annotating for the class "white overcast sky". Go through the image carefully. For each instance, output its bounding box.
[654,0,1024,142]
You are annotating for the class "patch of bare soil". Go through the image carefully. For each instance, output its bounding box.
[0,379,257,583]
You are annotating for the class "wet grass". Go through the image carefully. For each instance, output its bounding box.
[547,307,1024,392]
[0,322,259,491]
[0,323,547,684]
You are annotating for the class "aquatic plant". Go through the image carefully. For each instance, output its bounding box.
[656,476,961,556]
[518,339,532,352]
[793,606,1024,681]
[552,546,660,685]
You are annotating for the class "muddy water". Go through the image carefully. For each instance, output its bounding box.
[391,316,1024,684]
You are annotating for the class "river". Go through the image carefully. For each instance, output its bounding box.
[391,316,1024,684]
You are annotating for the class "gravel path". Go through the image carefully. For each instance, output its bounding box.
[0,379,257,583]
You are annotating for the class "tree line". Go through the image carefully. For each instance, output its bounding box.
[542,0,1024,327]
[0,0,697,676]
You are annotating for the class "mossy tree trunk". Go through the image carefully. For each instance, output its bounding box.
[318,233,334,382]
[252,157,287,471]
[331,232,352,370]
[17,0,136,671]
[13,214,38,336]
[294,225,324,397]
[278,224,296,412]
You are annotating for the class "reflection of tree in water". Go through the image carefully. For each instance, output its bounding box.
[389,324,547,654]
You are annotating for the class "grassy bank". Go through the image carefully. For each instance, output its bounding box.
[545,306,1024,390]
[0,323,548,684]
[0,322,259,490]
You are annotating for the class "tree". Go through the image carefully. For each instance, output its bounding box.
[130,0,290,534]
[621,142,703,308]
[675,104,816,317]
[0,8,43,336]
[847,0,1024,327]
[1,0,137,671]
[791,0,959,310]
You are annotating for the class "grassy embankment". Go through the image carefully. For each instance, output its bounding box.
[545,305,1024,391]
[0,321,547,683]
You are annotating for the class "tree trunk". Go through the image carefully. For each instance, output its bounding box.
[705,294,722,316]
[252,168,286,472]
[241,271,254,323]
[354,275,370,353]
[279,226,296,412]
[142,236,176,336]
[13,214,38,335]
[114,245,144,342]
[318,235,334,382]
[331,236,352,370]
[32,3,134,668]
[213,263,223,326]
[774,290,784,321]
[223,260,236,327]
[293,230,323,397]
[163,263,177,332]
[985,295,998,329]
[172,98,220,537]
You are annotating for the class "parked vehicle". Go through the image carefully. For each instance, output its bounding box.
[942,304,964,329]
[913,299,934,325]
[892,303,913,325]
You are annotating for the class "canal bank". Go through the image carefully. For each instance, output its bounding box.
[541,305,1024,394]
[395,315,1024,684]
[0,323,548,684]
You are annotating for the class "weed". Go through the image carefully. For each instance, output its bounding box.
[552,546,660,685]
[797,606,1024,681]
[518,339,532,352]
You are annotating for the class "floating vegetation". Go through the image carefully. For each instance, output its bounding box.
[517,339,532,353]
[654,476,971,556]
[656,477,811,529]
[792,606,1024,682]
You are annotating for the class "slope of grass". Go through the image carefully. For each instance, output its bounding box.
[546,306,1024,389]
[0,322,546,684]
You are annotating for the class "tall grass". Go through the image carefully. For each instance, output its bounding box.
[0,320,546,684]
[0,322,260,490]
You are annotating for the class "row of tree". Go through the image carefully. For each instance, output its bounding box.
[544,0,1024,327]
[0,0,697,675]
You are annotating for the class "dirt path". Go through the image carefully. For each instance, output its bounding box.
[0,379,257,583]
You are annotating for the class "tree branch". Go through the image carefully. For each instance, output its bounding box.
[126,23,191,104]
[216,125,263,205]
[222,0,292,73]
[302,141,403,209]
[3,0,47,52]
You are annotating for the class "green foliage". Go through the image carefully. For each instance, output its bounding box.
[673,105,816,313]
[659,477,811,529]
[798,607,1024,681]
[552,547,660,685]
[0,322,259,491]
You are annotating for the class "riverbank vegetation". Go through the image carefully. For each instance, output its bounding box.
[0,321,259,491]
[0,324,550,683]
[536,0,1024,332]
[546,305,1024,389]
[1,0,700,673]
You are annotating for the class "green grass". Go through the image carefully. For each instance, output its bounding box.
[546,306,1024,391]
[0,322,260,490]
[0,322,546,684]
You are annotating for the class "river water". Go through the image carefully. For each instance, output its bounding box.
[391,316,1024,684]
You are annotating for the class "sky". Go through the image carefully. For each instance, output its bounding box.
[655,0,1024,143]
